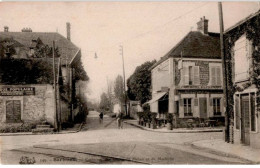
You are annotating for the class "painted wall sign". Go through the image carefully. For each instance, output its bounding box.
[0,87,35,96]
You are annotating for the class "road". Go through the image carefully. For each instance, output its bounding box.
[0,111,251,164]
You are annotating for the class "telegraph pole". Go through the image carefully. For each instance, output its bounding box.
[119,45,128,117]
[218,2,229,142]
[53,41,58,131]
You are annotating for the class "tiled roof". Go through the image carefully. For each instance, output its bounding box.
[0,32,80,65]
[151,31,220,70]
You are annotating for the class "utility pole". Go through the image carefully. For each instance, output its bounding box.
[53,41,58,131]
[58,58,62,131]
[119,45,128,117]
[218,2,229,142]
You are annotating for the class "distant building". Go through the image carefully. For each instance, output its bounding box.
[224,10,260,148]
[148,17,224,123]
[0,23,86,127]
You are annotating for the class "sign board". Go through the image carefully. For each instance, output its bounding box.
[177,85,222,90]
[0,87,35,96]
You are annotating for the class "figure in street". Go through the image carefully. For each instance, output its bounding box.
[117,111,123,129]
[99,112,104,124]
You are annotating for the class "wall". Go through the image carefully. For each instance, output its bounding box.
[175,59,222,87]
[151,59,171,93]
[0,84,55,126]
[178,93,224,119]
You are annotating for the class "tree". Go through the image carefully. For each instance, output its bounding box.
[127,60,156,104]
[99,92,110,111]
[114,75,125,104]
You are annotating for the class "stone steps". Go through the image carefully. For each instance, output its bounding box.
[36,125,51,129]
[32,128,54,134]
[32,124,54,134]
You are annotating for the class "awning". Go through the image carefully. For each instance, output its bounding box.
[147,92,168,104]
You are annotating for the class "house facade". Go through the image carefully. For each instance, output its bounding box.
[224,11,260,148]
[149,17,224,123]
[0,23,87,128]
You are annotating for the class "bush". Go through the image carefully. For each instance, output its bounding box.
[166,113,173,124]
[0,123,37,133]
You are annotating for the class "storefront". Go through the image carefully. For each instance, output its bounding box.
[0,85,56,125]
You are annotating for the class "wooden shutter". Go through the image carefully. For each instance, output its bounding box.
[194,98,198,106]
[211,67,216,86]
[180,99,183,106]
[216,67,221,86]
[183,66,189,85]
[209,98,213,106]
[235,96,240,129]
[193,66,200,85]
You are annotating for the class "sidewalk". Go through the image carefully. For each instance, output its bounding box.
[124,120,223,133]
[191,139,260,163]
[0,123,84,136]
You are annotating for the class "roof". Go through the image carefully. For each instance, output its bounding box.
[225,10,260,33]
[151,31,221,70]
[0,32,80,66]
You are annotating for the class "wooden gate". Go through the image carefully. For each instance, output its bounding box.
[6,100,21,123]
[241,95,250,145]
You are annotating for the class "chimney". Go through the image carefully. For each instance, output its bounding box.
[4,26,9,32]
[66,22,71,41]
[197,16,208,34]
[21,27,32,32]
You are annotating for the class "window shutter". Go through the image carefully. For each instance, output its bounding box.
[210,98,213,106]
[216,67,221,86]
[180,99,183,106]
[184,66,189,85]
[193,66,200,85]
[211,67,216,86]
[194,98,198,106]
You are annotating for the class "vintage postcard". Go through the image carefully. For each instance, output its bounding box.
[0,1,260,165]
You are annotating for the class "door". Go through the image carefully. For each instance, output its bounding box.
[241,95,250,145]
[199,98,207,118]
[6,100,21,123]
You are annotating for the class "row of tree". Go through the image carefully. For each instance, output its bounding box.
[98,60,156,113]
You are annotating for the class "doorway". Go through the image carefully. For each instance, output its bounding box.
[241,95,250,145]
[6,100,21,123]
[199,98,207,118]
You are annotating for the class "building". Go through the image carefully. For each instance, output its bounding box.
[149,17,224,124]
[0,23,87,128]
[224,10,260,148]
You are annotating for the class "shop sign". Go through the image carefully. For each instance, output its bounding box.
[0,87,35,96]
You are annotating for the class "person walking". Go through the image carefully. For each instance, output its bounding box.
[117,111,123,129]
[99,112,104,124]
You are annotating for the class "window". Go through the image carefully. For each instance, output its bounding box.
[184,98,192,116]
[210,66,221,86]
[183,65,200,85]
[213,98,221,116]
[234,35,252,82]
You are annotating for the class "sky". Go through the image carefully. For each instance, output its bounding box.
[0,1,259,102]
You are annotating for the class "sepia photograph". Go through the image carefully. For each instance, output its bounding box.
[0,0,260,165]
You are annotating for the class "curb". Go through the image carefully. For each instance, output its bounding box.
[189,142,257,164]
[124,121,223,133]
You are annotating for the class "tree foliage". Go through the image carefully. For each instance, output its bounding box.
[99,92,110,111]
[127,60,156,104]
[114,75,125,104]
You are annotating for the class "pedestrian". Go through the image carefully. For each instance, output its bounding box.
[99,112,104,124]
[117,111,123,129]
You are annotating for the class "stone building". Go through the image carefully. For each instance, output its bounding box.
[148,17,224,124]
[0,23,87,128]
[224,10,260,148]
